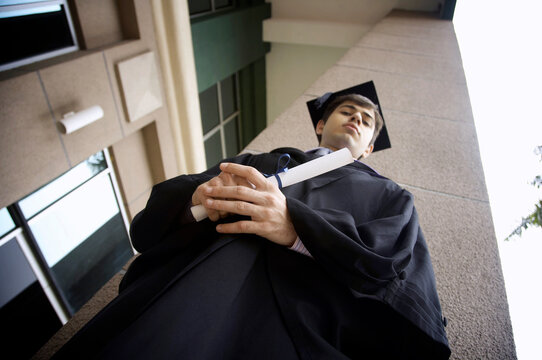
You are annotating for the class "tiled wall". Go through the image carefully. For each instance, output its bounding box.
[247,10,517,360]
[2,2,176,357]
[0,0,177,220]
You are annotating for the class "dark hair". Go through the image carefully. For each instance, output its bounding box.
[317,94,384,146]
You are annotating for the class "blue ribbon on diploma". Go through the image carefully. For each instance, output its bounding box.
[264,153,291,189]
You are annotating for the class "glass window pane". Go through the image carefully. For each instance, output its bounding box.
[29,173,119,267]
[188,0,212,15]
[50,212,131,314]
[199,84,220,134]
[224,117,240,158]
[0,235,61,358]
[28,173,132,314]
[19,151,107,219]
[0,207,15,238]
[204,131,223,168]
[221,74,237,119]
[0,237,37,308]
[214,0,233,10]
[0,2,78,71]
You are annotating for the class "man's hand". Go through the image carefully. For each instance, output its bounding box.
[191,171,252,221]
[203,162,298,247]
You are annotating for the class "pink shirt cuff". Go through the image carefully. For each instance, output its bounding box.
[288,237,313,258]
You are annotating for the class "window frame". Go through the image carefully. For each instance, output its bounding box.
[202,73,242,166]
[188,0,236,19]
[0,0,79,72]
[0,147,132,323]
[0,227,70,323]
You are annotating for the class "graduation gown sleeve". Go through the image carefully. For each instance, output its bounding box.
[128,152,268,251]
[284,165,450,354]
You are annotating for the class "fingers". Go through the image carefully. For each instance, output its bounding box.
[234,176,256,189]
[218,172,235,186]
[204,198,259,218]
[192,163,271,223]
[213,208,298,247]
[219,170,255,189]
[192,176,228,221]
[202,169,298,246]
[216,221,259,235]
[204,184,282,219]
[204,185,265,204]
[220,163,270,190]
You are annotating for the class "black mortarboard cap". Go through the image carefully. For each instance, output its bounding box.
[306,81,391,152]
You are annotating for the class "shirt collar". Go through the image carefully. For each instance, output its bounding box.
[305,147,381,175]
[305,147,333,157]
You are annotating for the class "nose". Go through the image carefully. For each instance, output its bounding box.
[350,112,362,124]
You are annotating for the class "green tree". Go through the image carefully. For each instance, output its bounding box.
[505,145,542,240]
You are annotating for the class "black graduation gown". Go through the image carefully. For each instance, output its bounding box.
[52,148,451,359]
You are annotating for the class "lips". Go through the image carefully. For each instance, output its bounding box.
[343,123,359,134]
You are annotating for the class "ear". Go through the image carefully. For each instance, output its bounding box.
[360,144,374,159]
[315,119,325,135]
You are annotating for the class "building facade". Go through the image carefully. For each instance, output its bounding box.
[0,0,516,358]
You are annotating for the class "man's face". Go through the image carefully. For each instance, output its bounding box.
[316,101,375,159]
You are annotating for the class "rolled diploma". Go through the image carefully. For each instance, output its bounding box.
[190,147,354,222]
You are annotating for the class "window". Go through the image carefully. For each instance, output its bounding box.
[200,73,242,168]
[188,0,234,18]
[0,228,63,358]
[0,149,133,355]
[0,207,15,237]
[0,0,79,71]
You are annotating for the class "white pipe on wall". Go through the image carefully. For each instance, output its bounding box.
[57,105,104,134]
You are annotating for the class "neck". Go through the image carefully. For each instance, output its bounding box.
[319,144,361,160]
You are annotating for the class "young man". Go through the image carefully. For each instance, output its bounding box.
[315,93,384,159]
[53,82,450,359]
[190,91,384,251]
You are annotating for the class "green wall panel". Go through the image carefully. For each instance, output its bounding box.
[239,56,266,147]
[191,3,271,92]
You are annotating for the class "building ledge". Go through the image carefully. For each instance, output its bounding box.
[263,18,371,48]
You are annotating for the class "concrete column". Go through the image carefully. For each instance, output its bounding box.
[151,0,207,174]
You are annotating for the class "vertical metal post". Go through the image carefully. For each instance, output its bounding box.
[8,204,72,322]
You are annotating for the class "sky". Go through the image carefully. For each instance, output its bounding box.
[453,1,542,359]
